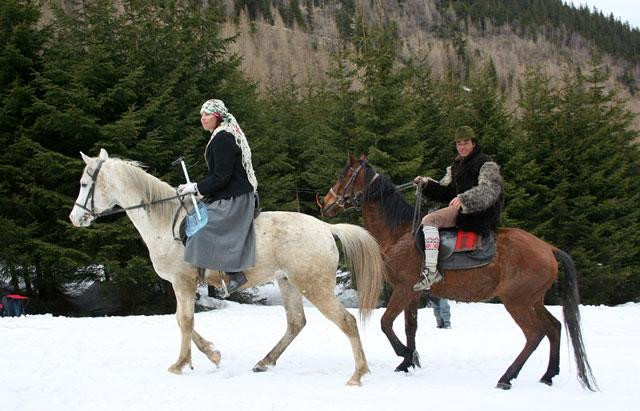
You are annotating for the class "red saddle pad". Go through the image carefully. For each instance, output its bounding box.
[455,230,479,252]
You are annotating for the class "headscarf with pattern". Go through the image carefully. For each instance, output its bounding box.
[200,99,258,191]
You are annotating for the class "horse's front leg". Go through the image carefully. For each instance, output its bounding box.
[168,276,197,374]
[381,286,415,372]
[403,296,422,368]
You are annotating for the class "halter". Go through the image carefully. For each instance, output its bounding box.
[323,161,379,214]
[74,159,106,219]
[74,159,186,220]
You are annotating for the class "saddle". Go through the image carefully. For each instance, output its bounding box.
[415,226,496,270]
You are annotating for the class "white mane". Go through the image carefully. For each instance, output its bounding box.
[106,157,183,221]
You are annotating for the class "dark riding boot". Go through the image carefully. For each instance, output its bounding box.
[207,285,217,297]
[225,271,247,294]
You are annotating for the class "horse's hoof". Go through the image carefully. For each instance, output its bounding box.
[412,351,422,368]
[207,350,221,367]
[496,381,511,390]
[253,364,269,372]
[168,365,183,375]
[394,362,413,373]
[346,379,362,386]
[540,378,553,386]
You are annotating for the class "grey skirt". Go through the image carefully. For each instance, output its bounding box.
[184,192,256,272]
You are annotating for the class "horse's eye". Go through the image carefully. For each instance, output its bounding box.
[81,183,88,188]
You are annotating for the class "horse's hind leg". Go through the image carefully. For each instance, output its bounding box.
[192,330,221,368]
[497,300,546,389]
[253,277,306,372]
[302,284,369,386]
[537,304,561,385]
[168,276,197,374]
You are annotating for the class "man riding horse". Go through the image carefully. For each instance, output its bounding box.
[413,125,503,291]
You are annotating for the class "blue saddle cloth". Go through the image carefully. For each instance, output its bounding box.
[415,227,496,270]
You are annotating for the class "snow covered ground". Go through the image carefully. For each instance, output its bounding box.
[2,297,638,411]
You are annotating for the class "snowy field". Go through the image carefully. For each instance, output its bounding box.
[1,297,638,411]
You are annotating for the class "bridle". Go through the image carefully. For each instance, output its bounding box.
[320,161,379,215]
[74,159,186,220]
[320,161,422,228]
[74,159,106,219]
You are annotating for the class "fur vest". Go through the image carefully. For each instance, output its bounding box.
[423,145,503,232]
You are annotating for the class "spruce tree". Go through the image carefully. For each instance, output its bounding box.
[1,0,257,314]
[514,57,640,304]
[347,21,422,181]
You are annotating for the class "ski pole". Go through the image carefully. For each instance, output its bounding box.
[172,156,202,221]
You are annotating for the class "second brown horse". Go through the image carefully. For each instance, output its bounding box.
[319,154,597,390]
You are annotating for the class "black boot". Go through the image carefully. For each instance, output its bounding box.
[207,285,217,297]
[225,271,247,294]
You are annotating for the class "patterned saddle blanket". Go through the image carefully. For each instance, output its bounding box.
[415,227,496,270]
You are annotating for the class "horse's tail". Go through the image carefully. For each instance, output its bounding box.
[554,248,599,391]
[329,223,386,321]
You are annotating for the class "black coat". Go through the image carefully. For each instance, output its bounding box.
[423,145,502,232]
[197,130,254,203]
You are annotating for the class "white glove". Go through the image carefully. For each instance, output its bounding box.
[177,182,198,195]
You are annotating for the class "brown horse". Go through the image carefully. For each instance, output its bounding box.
[318,154,598,390]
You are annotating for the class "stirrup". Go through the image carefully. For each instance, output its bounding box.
[225,272,247,295]
[413,268,442,292]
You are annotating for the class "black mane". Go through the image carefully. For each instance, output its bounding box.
[361,164,417,232]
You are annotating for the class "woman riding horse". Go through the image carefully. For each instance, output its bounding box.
[177,99,257,293]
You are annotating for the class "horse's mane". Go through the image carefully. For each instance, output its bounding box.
[361,164,416,232]
[105,157,182,221]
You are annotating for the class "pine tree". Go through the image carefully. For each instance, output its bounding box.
[407,59,450,181]
[0,1,82,310]
[347,21,422,181]
[504,66,559,231]
[251,81,298,211]
[1,0,257,314]
[513,57,640,304]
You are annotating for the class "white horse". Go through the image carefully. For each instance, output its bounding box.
[69,149,386,385]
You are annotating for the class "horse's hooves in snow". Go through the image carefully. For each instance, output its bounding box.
[168,365,183,375]
[496,381,512,390]
[394,361,413,373]
[207,350,221,367]
[252,364,269,372]
[412,350,422,368]
[540,378,553,386]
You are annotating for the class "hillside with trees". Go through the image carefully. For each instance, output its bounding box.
[1,0,638,315]
[215,0,640,128]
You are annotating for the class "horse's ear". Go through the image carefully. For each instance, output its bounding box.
[359,153,368,162]
[98,148,109,160]
[80,151,91,165]
[348,152,356,164]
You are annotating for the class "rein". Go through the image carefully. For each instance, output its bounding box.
[323,161,424,230]
[74,159,191,241]
[87,193,187,218]
[395,181,415,191]
[412,182,424,233]
[74,159,188,218]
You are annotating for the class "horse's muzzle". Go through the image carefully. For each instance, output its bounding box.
[69,208,94,227]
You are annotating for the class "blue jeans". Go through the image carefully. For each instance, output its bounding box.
[429,297,451,327]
